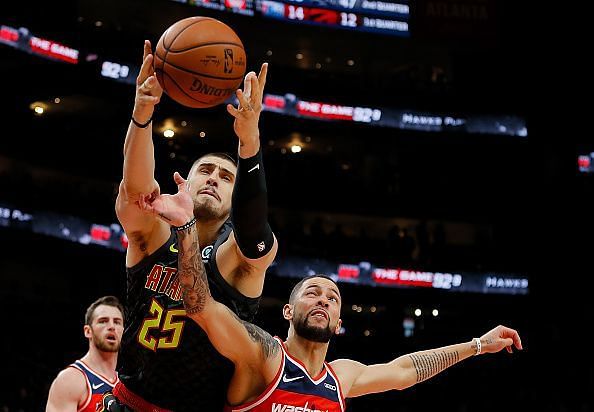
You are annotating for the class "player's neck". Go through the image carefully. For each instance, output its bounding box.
[285,335,328,378]
[83,348,117,380]
[196,218,225,246]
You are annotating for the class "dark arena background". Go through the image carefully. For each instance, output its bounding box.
[0,0,588,411]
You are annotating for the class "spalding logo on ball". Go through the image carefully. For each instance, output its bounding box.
[154,17,246,108]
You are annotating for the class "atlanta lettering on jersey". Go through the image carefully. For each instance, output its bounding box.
[144,264,182,301]
[272,402,328,412]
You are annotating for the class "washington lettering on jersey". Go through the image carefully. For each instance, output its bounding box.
[272,402,329,412]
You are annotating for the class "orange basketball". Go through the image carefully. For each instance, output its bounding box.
[154,17,246,108]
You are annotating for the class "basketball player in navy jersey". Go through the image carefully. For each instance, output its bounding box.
[46,296,123,412]
[111,41,277,411]
[140,176,523,412]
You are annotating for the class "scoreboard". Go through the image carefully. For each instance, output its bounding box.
[182,0,410,36]
[258,0,409,36]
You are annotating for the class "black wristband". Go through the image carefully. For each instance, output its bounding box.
[174,217,197,232]
[131,114,153,128]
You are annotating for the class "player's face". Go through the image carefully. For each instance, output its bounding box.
[187,156,236,222]
[291,278,342,343]
[88,305,124,353]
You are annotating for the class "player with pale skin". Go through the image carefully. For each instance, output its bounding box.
[112,39,278,410]
[139,176,524,409]
[118,41,276,296]
[46,298,124,412]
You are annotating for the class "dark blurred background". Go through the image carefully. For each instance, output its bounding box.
[0,0,586,411]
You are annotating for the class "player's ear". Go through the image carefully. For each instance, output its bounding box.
[83,324,92,339]
[283,304,293,320]
[334,319,342,335]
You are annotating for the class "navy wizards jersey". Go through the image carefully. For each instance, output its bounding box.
[226,337,345,412]
[68,360,118,412]
[118,220,261,411]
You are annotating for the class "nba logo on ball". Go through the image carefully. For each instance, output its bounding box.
[224,49,234,74]
[154,16,247,108]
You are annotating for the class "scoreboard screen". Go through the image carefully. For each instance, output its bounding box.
[181,0,410,36]
[190,0,256,16]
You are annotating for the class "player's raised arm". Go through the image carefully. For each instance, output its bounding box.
[116,40,167,265]
[217,63,278,297]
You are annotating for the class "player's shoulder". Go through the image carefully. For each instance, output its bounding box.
[48,365,88,402]
[56,365,87,385]
[328,359,365,379]
[329,358,365,368]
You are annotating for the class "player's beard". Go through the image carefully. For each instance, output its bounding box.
[92,330,120,353]
[193,196,227,222]
[293,311,334,343]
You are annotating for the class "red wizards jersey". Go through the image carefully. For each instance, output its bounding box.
[226,338,345,412]
[68,360,118,412]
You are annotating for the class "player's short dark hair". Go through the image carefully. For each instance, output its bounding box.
[85,296,124,326]
[289,275,340,304]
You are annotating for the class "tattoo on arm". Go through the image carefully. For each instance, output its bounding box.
[224,307,280,359]
[177,224,210,314]
[176,224,278,360]
[409,350,460,383]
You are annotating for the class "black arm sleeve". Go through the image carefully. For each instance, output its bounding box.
[231,148,274,258]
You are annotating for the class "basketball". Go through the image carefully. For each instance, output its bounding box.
[154,17,246,108]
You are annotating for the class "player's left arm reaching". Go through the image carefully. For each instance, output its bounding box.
[217,63,278,298]
[331,325,523,398]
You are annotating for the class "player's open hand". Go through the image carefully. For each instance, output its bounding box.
[133,40,164,124]
[226,62,268,155]
[479,325,523,355]
[138,172,194,227]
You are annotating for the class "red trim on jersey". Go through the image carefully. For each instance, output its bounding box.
[226,339,285,412]
[113,381,173,412]
[325,362,346,412]
[78,359,118,385]
[279,339,327,384]
[66,365,91,412]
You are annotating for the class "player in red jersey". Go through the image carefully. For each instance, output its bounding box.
[139,174,524,411]
[46,296,124,412]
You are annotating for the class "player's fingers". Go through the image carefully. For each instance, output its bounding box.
[257,62,268,97]
[226,103,240,118]
[512,331,523,350]
[138,195,149,212]
[243,71,255,99]
[250,74,260,103]
[139,75,158,94]
[236,89,252,111]
[143,40,152,61]
[173,172,188,191]
[137,54,154,85]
